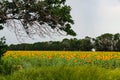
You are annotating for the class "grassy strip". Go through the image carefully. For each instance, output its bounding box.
[1,65,120,80]
[1,56,120,75]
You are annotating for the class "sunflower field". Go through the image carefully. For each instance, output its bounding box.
[2,51,120,70]
[1,51,120,80]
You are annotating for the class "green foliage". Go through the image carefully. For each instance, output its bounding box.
[0,37,7,58]
[0,19,5,30]
[8,38,93,51]
[79,37,93,51]
[1,55,120,75]
[1,51,120,79]
[2,66,120,80]
[116,40,120,51]
[95,33,113,51]
[0,0,76,37]
[7,33,120,51]
[94,33,120,51]
[0,25,3,30]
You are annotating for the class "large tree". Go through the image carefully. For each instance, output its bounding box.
[94,33,113,51]
[0,0,76,41]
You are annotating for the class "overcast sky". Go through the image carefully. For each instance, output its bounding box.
[1,0,120,44]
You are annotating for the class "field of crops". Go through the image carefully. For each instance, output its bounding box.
[1,51,120,80]
[3,51,120,69]
[4,51,120,61]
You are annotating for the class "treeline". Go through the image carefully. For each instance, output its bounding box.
[8,33,120,51]
[8,37,92,51]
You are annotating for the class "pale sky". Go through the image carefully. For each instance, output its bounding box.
[1,0,120,44]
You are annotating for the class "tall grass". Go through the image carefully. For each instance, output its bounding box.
[1,66,120,80]
[1,56,120,75]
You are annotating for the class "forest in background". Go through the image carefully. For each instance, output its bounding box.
[6,33,120,51]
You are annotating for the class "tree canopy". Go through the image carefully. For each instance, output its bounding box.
[94,33,120,51]
[0,0,76,40]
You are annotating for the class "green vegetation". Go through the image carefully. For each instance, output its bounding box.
[1,51,120,75]
[1,51,120,79]
[1,66,120,80]
[1,0,120,79]
[0,0,76,38]
[8,37,93,51]
[8,33,120,51]
[0,37,7,59]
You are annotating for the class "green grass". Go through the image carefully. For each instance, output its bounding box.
[1,56,120,75]
[2,51,120,80]
[1,66,120,80]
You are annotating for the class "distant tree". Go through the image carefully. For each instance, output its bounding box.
[8,44,17,50]
[94,33,114,51]
[47,41,62,50]
[114,33,120,51]
[116,40,120,51]
[33,42,49,50]
[69,38,80,51]
[79,36,93,51]
[7,33,120,51]
[62,38,71,50]
[0,0,76,41]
